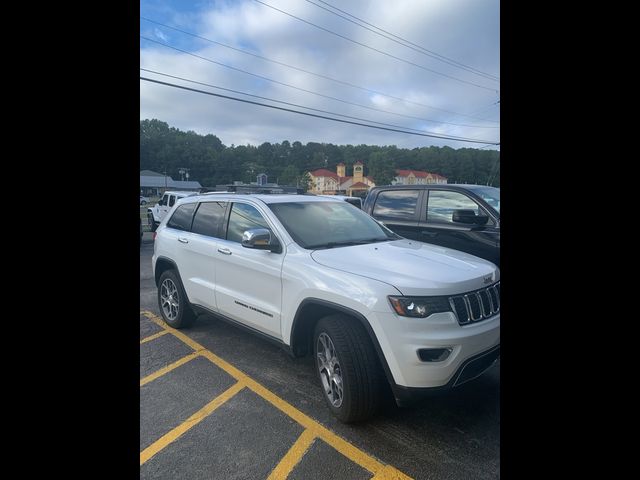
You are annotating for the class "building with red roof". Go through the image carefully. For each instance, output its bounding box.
[307,161,375,197]
[393,169,447,185]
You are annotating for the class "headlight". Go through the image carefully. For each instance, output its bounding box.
[388,296,451,318]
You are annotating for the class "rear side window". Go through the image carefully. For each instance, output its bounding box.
[372,190,420,219]
[192,202,227,238]
[167,203,196,231]
[226,203,270,243]
[169,195,176,207]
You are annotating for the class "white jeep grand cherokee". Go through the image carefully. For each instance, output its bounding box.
[152,193,500,422]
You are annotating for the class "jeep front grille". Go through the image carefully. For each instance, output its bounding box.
[449,282,500,325]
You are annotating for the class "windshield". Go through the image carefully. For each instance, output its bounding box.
[469,186,500,213]
[269,201,399,249]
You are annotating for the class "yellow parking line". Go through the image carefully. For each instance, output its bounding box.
[371,465,414,480]
[140,381,245,466]
[140,351,201,387]
[266,429,316,480]
[140,330,169,344]
[141,310,413,479]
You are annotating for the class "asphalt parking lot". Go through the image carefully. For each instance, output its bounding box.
[140,235,500,479]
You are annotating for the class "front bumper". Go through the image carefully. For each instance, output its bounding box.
[391,344,500,405]
[369,309,500,390]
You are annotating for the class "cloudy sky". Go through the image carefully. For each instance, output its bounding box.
[140,0,500,150]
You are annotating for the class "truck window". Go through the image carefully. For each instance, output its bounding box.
[426,191,492,225]
[372,190,420,219]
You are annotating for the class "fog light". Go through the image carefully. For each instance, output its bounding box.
[417,348,452,362]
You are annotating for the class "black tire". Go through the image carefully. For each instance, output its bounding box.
[141,200,147,205]
[157,270,195,328]
[313,314,383,422]
[148,213,158,232]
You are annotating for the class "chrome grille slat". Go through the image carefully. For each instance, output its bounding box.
[450,282,500,326]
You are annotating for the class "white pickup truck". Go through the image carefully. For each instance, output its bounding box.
[147,191,199,231]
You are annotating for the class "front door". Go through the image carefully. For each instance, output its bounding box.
[419,190,500,266]
[214,202,284,338]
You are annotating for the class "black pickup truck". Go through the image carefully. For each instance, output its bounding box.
[363,184,500,267]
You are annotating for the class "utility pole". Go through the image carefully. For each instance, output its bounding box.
[178,168,190,182]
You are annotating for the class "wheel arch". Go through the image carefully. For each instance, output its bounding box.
[154,256,183,288]
[289,298,396,389]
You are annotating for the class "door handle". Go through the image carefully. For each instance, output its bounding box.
[178,237,189,244]
[217,247,232,255]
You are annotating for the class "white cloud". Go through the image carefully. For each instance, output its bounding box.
[140,0,500,149]
[153,27,168,42]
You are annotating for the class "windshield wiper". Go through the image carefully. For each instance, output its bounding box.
[308,238,390,249]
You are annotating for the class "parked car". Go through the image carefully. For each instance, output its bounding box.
[147,191,199,231]
[363,185,500,267]
[153,193,500,422]
[140,195,149,205]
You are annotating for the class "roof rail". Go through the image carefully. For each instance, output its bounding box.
[205,185,307,195]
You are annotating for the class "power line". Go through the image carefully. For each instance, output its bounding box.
[140,16,498,124]
[140,68,486,139]
[305,0,499,82]
[252,0,498,93]
[465,100,500,118]
[140,76,499,145]
[140,36,500,130]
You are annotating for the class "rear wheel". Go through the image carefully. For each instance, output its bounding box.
[157,270,195,328]
[313,314,383,422]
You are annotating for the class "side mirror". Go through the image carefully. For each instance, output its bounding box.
[452,209,489,225]
[242,228,281,253]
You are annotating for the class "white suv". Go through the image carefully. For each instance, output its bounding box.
[152,193,500,422]
[147,191,199,231]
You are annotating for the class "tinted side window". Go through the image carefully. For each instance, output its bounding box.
[167,203,196,231]
[192,202,227,238]
[372,190,419,219]
[226,203,270,243]
[159,195,168,206]
[169,195,176,207]
[427,191,485,224]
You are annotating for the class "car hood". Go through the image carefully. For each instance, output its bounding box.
[310,239,499,296]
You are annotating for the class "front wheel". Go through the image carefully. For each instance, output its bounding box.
[313,315,383,422]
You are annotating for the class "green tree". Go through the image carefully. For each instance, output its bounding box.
[279,164,300,186]
[367,152,396,186]
[139,119,498,189]
[298,172,312,191]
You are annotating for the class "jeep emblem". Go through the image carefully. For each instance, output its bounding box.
[483,275,493,284]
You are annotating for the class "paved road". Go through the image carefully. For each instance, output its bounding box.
[140,238,500,479]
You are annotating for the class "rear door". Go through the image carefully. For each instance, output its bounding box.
[214,201,284,338]
[160,202,198,299]
[418,189,500,265]
[369,189,423,240]
[179,200,229,311]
